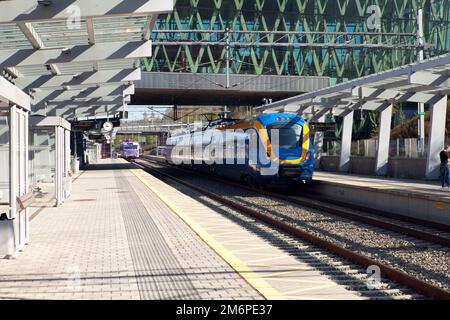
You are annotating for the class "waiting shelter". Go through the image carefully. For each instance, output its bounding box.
[258,54,450,179]
[29,116,72,207]
[0,0,173,258]
[0,78,32,258]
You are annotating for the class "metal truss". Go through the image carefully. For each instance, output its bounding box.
[144,0,450,83]
[0,0,173,118]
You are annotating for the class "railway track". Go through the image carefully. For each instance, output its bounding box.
[142,156,450,247]
[135,158,450,300]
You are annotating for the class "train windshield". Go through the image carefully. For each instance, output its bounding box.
[267,123,302,149]
[123,145,138,150]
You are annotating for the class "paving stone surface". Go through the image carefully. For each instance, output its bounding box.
[0,160,261,300]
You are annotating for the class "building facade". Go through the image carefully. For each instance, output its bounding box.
[144,0,450,84]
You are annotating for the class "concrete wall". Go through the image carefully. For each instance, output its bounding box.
[319,156,377,175]
[349,157,377,176]
[388,158,427,179]
[319,156,340,172]
[320,156,429,179]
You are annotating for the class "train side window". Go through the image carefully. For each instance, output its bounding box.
[236,133,246,165]
[246,129,259,165]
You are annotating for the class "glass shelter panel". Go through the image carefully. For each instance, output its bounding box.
[29,128,56,206]
[0,115,9,210]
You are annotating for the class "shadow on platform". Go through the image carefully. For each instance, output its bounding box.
[163,176,447,299]
[84,163,138,171]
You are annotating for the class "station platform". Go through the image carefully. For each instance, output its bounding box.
[312,172,450,226]
[0,159,364,300]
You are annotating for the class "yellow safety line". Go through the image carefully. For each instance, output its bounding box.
[247,256,292,264]
[282,283,338,295]
[131,169,285,300]
[220,240,265,246]
[265,278,338,284]
[232,245,276,253]
[263,269,314,278]
[208,230,248,237]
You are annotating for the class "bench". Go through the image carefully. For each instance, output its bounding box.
[16,192,35,211]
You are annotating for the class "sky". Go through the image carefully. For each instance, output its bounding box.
[126,105,172,121]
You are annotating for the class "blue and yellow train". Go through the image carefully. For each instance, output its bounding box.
[165,113,314,186]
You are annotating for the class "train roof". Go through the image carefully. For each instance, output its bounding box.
[169,113,305,138]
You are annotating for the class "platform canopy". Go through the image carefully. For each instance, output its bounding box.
[0,0,173,118]
[257,53,450,179]
[257,53,450,118]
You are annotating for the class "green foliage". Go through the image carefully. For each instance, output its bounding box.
[391,100,450,139]
[331,111,379,141]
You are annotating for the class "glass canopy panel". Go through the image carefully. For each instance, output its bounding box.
[32,20,90,47]
[15,65,53,77]
[93,16,149,43]
[0,115,9,208]
[97,59,137,70]
[56,61,95,75]
[0,24,33,50]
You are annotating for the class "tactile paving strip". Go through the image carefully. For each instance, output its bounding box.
[115,171,201,300]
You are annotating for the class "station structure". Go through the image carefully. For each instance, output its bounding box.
[0,0,173,258]
[0,0,448,301]
[258,54,450,179]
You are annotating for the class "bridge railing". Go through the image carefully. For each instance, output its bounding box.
[117,124,191,134]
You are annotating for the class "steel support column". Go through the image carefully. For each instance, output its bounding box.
[339,111,354,173]
[313,115,326,170]
[24,112,30,245]
[375,103,393,176]
[8,106,18,257]
[9,106,17,221]
[4,105,29,257]
[65,129,72,200]
[55,127,62,207]
[426,95,448,179]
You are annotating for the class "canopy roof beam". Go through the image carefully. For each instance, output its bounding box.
[34,103,124,116]
[0,76,31,110]
[257,53,450,113]
[32,84,134,105]
[409,71,450,89]
[39,97,126,108]
[0,0,174,24]
[19,68,141,92]
[0,41,152,70]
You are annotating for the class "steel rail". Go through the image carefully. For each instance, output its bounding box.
[135,159,450,300]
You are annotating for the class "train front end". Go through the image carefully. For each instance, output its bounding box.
[120,142,140,161]
[257,114,314,184]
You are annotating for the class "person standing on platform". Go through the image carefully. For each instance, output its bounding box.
[440,145,450,191]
